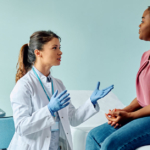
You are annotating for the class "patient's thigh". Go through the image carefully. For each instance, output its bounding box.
[88,122,118,144]
[101,116,150,150]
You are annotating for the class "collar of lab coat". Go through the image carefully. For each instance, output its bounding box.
[32,66,51,83]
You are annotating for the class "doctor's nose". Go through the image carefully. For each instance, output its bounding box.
[58,50,62,55]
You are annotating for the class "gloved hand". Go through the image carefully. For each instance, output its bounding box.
[48,90,70,116]
[90,82,114,105]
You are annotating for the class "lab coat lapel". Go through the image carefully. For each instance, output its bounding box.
[52,76,73,149]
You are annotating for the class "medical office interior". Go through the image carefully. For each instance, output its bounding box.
[0,0,150,150]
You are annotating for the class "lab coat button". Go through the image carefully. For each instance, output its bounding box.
[62,117,63,118]
[47,136,49,138]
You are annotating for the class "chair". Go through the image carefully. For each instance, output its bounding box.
[0,109,6,117]
[0,117,15,150]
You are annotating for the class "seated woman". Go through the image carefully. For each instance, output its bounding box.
[86,6,150,150]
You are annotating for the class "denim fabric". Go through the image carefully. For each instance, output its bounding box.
[86,116,150,150]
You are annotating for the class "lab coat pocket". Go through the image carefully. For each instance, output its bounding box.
[9,134,30,150]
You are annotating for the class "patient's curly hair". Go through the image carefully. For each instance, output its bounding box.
[16,30,61,83]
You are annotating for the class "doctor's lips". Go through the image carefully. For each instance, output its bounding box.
[57,57,61,61]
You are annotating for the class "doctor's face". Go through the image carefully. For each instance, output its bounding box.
[139,9,150,41]
[40,37,62,67]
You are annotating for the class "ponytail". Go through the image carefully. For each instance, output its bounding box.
[15,44,32,83]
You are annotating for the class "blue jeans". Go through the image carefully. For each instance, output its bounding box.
[86,116,150,150]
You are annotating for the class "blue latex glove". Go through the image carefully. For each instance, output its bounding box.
[90,82,114,105]
[48,90,70,116]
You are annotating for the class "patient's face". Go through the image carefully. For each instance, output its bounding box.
[139,9,150,41]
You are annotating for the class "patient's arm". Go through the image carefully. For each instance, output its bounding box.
[130,104,150,119]
[107,97,142,128]
[106,104,150,125]
[121,97,142,112]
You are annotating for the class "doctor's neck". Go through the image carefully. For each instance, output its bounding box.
[33,62,51,77]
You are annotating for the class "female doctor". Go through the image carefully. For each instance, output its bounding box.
[8,30,114,150]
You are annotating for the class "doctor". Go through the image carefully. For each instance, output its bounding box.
[8,30,114,150]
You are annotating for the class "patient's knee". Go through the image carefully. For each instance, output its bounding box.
[101,136,117,150]
[86,130,93,140]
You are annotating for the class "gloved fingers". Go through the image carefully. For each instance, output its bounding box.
[57,90,67,99]
[104,87,113,93]
[53,90,58,98]
[59,93,70,101]
[103,88,112,96]
[96,90,104,99]
[61,102,70,109]
[101,88,113,97]
[60,97,70,105]
[95,82,100,90]
[103,85,114,91]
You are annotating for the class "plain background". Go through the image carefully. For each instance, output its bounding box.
[0,0,150,115]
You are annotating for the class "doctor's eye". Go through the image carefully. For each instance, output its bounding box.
[52,47,57,50]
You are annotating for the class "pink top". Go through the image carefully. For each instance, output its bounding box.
[136,50,150,107]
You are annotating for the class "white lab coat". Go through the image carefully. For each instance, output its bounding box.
[8,68,100,150]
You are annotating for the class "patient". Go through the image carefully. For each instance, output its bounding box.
[86,6,150,150]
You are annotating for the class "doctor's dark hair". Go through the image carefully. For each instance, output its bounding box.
[15,30,61,83]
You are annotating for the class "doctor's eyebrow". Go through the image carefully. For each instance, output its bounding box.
[52,44,61,47]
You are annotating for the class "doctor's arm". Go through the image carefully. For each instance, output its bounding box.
[68,99,100,127]
[68,82,114,127]
[11,81,55,137]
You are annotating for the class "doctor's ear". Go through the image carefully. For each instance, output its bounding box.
[34,49,42,58]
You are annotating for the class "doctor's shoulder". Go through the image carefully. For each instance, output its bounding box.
[10,72,33,101]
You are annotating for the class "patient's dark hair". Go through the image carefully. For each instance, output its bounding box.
[16,30,61,83]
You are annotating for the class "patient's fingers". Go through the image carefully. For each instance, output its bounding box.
[107,109,111,115]
[108,121,112,124]
[114,123,119,128]
[111,121,116,126]
[105,113,119,122]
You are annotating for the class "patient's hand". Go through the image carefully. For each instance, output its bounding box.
[107,109,122,128]
[105,109,132,126]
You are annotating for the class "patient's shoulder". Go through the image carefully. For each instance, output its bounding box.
[140,50,150,65]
